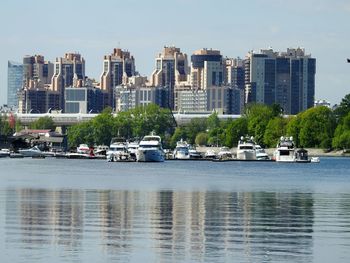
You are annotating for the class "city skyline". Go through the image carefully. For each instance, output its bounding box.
[1,0,349,106]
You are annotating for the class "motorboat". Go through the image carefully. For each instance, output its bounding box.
[217,147,233,160]
[77,144,90,154]
[255,145,269,160]
[237,136,256,160]
[188,145,202,159]
[310,157,320,163]
[67,144,94,159]
[136,134,165,162]
[273,136,296,162]
[18,146,43,157]
[204,149,217,159]
[0,149,10,158]
[107,138,129,161]
[127,140,139,161]
[94,145,109,156]
[173,139,190,160]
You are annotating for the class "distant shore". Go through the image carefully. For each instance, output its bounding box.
[196,146,350,157]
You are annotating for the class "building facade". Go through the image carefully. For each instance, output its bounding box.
[52,53,85,109]
[100,48,136,108]
[245,48,316,114]
[150,46,188,109]
[115,85,169,112]
[23,55,53,88]
[65,86,104,113]
[190,49,223,90]
[7,61,23,108]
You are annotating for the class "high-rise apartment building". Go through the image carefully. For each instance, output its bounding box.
[23,55,53,88]
[225,58,245,90]
[150,46,188,109]
[190,48,223,90]
[51,53,85,109]
[7,61,23,107]
[100,48,136,108]
[245,48,316,114]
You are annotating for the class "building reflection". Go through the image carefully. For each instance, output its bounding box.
[6,188,83,250]
[6,188,314,262]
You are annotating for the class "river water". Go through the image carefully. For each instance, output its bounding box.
[0,157,350,262]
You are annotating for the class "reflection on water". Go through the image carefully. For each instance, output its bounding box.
[4,189,319,262]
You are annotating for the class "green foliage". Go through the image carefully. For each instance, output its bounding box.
[332,111,350,149]
[263,117,289,147]
[195,132,208,146]
[67,121,94,148]
[207,111,220,130]
[0,116,13,136]
[245,103,274,144]
[298,106,336,148]
[67,104,175,148]
[224,118,248,147]
[286,116,301,147]
[334,93,350,120]
[170,127,187,148]
[29,116,55,130]
[91,110,114,146]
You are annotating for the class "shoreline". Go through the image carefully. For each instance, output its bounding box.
[196,146,350,157]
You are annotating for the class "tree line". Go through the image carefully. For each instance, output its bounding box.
[1,93,350,150]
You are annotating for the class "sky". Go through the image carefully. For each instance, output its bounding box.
[0,0,349,106]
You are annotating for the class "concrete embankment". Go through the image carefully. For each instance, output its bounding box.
[196,146,350,157]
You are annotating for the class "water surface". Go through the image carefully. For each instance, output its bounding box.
[1,158,350,262]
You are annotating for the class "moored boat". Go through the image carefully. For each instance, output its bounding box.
[237,136,256,160]
[136,134,165,162]
[173,139,190,160]
[273,136,296,162]
[18,146,43,157]
[217,147,233,160]
[255,145,269,160]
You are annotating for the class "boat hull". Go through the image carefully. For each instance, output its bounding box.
[237,150,256,160]
[137,149,164,162]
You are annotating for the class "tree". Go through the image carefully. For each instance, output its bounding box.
[67,121,94,148]
[207,111,220,130]
[0,116,13,136]
[195,132,208,146]
[299,106,336,148]
[29,116,55,130]
[224,118,248,147]
[333,111,350,149]
[286,116,301,147]
[334,93,350,120]
[91,108,114,146]
[244,103,274,144]
[263,117,289,147]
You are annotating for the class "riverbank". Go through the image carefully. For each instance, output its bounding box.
[196,146,350,157]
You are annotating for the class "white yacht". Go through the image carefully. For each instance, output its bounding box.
[18,146,43,157]
[273,136,296,162]
[107,138,129,161]
[255,145,269,160]
[237,136,256,160]
[188,145,202,159]
[127,140,139,160]
[173,139,190,160]
[136,135,165,162]
[217,147,233,159]
[204,149,217,159]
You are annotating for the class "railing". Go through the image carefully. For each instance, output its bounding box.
[1,112,242,126]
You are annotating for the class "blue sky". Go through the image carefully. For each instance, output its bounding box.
[0,0,349,105]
